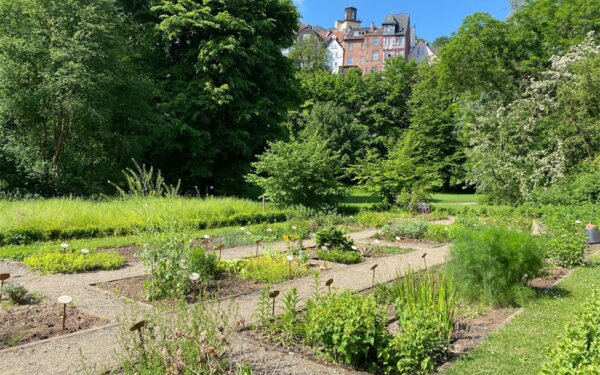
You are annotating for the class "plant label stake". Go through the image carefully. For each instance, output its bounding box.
[80,249,89,258]
[395,236,401,248]
[189,273,200,303]
[58,295,72,330]
[217,244,224,260]
[325,278,334,292]
[269,290,280,316]
[130,320,147,361]
[0,273,10,301]
[60,243,69,254]
[371,264,379,289]
[286,255,294,279]
[255,240,262,257]
[422,252,428,270]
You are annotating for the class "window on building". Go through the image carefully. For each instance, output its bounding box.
[372,52,379,61]
[347,57,353,65]
[361,42,365,50]
[373,37,379,46]
[360,57,365,65]
[348,42,353,51]
[371,66,377,73]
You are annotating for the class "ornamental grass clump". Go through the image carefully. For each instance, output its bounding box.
[447,226,545,307]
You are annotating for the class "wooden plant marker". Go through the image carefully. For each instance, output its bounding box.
[217,244,224,261]
[286,255,294,279]
[0,273,10,301]
[80,249,89,258]
[189,273,200,303]
[422,252,428,270]
[269,290,280,315]
[60,243,69,254]
[325,278,334,292]
[130,320,147,360]
[57,295,72,330]
[371,264,379,289]
[255,240,262,257]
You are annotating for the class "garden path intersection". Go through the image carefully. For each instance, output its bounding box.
[0,229,450,375]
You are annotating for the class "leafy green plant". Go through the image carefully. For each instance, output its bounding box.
[382,219,429,240]
[317,249,362,264]
[315,225,354,250]
[140,230,192,301]
[447,226,545,307]
[109,159,180,198]
[541,205,593,268]
[304,290,389,370]
[540,288,600,374]
[3,282,39,305]
[24,250,125,274]
[188,247,218,284]
[425,224,458,242]
[221,255,310,284]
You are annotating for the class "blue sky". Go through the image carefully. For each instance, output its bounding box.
[293,0,512,41]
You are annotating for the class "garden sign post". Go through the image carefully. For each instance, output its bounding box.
[58,295,73,330]
[0,273,10,301]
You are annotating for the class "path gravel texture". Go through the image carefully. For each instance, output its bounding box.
[0,228,449,375]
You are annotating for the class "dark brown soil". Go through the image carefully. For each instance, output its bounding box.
[97,245,140,264]
[0,300,106,350]
[529,267,571,289]
[94,272,266,303]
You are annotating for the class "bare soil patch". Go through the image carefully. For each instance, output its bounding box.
[0,299,106,350]
[94,272,266,303]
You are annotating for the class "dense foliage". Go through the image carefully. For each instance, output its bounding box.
[448,227,545,306]
[540,289,600,374]
[24,249,125,274]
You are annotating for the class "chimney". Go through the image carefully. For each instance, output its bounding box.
[345,7,357,21]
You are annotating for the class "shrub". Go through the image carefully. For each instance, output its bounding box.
[540,289,600,374]
[247,136,347,209]
[379,269,455,374]
[315,225,354,250]
[3,282,38,305]
[447,227,545,307]
[382,219,429,240]
[317,249,363,264]
[24,251,125,274]
[304,290,389,370]
[221,255,310,284]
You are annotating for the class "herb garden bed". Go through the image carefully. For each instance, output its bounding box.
[94,273,266,303]
[0,299,106,350]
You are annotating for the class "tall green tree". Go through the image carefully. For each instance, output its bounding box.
[0,0,153,194]
[150,0,300,195]
[288,34,327,73]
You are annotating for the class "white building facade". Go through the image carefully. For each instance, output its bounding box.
[325,36,344,74]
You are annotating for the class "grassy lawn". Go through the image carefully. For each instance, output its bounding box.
[0,197,288,245]
[340,187,381,208]
[444,254,600,375]
[341,187,480,209]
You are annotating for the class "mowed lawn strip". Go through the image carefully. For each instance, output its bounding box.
[444,255,600,375]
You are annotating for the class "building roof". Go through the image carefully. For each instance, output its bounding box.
[383,13,409,27]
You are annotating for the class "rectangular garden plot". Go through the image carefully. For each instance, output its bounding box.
[0,299,106,350]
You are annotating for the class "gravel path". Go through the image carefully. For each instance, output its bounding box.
[0,228,449,375]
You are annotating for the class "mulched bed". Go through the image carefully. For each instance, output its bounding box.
[94,272,266,304]
[0,299,106,350]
